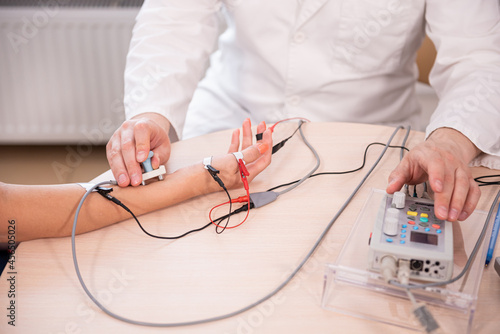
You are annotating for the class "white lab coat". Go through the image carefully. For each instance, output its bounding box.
[124,0,500,168]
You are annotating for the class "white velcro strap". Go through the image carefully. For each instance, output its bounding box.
[232,151,245,165]
[76,183,96,192]
[203,156,213,169]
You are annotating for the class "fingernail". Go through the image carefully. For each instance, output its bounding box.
[438,206,448,219]
[131,173,141,186]
[434,180,443,192]
[458,211,468,221]
[449,208,459,221]
[152,159,159,169]
[256,143,269,154]
[118,174,127,185]
[137,151,147,162]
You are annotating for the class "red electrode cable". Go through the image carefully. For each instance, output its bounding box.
[209,156,251,230]
[209,118,308,231]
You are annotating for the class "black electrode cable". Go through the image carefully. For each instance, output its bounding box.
[204,165,234,234]
[474,174,500,187]
[96,186,248,240]
[271,121,303,154]
[71,125,405,327]
[254,120,305,154]
[214,187,232,234]
[266,143,409,192]
[273,121,320,196]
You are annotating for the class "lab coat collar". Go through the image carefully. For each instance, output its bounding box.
[296,0,329,29]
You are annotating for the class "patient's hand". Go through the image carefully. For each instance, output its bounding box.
[209,118,272,190]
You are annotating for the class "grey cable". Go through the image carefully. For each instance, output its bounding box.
[400,126,411,194]
[275,121,321,196]
[390,188,500,290]
[400,125,411,161]
[406,288,418,308]
[71,125,404,327]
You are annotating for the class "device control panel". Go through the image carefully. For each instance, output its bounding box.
[368,192,454,282]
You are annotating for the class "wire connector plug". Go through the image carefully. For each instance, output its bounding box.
[397,259,411,286]
[95,186,125,208]
[380,256,397,283]
[413,304,441,334]
[248,191,278,208]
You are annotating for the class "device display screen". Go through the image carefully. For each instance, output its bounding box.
[411,231,438,246]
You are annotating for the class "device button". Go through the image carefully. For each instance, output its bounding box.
[400,240,406,244]
[432,224,440,229]
[401,234,406,238]
[419,222,429,227]
[386,238,393,243]
[402,224,407,228]
[401,229,407,233]
[413,226,419,230]
[392,191,406,209]
[408,221,415,225]
[425,228,430,232]
[421,213,429,218]
[407,211,418,216]
[420,217,429,223]
[383,208,399,236]
[436,229,442,234]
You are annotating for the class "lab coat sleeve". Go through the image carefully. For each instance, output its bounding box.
[424,0,500,169]
[123,0,222,139]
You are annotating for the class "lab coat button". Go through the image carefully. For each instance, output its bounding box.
[293,32,306,44]
[288,96,301,106]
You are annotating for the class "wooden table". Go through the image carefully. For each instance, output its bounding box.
[1,122,499,333]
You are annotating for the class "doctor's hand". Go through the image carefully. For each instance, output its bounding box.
[107,113,171,187]
[386,128,481,222]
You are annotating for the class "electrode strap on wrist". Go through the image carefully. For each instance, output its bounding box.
[76,183,96,192]
[203,156,226,190]
[203,156,213,169]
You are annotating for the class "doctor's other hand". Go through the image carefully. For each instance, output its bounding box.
[386,128,481,222]
[107,113,171,187]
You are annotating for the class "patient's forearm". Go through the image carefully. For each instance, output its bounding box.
[0,126,272,243]
[0,163,215,242]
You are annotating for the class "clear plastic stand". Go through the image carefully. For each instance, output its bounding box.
[321,189,492,333]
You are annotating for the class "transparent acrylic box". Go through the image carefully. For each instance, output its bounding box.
[321,189,492,333]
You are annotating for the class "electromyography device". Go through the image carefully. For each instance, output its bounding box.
[368,191,454,282]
